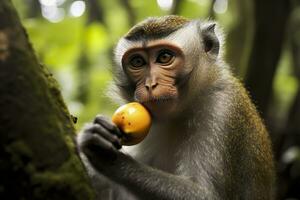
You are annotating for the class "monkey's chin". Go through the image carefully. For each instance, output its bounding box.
[142,99,179,120]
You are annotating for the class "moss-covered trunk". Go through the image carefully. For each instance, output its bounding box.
[0,0,94,199]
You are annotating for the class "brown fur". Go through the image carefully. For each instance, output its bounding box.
[125,15,190,40]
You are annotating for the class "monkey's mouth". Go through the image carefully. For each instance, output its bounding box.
[141,97,178,118]
[143,96,175,104]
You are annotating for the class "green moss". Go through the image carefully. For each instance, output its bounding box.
[5,140,33,170]
[32,170,93,200]
[4,134,93,200]
[2,105,93,199]
[31,143,94,200]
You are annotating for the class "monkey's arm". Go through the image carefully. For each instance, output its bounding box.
[84,148,213,200]
[77,116,215,200]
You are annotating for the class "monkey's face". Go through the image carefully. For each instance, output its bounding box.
[121,40,190,119]
[114,16,221,119]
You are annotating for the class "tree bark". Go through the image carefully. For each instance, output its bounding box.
[245,0,291,117]
[0,1,94,199]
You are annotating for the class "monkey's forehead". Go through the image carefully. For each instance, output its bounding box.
[114,19,201,67]
[125,15,191,41]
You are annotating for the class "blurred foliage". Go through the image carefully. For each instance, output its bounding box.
[11,0,298,134]
[273,49,298,123]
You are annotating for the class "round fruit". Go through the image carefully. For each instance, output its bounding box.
[112,102,152,145]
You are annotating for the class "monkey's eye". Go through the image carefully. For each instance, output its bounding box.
[156,50,174,64]
[130,56,146,68]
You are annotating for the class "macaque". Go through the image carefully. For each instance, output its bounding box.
[76,15,275,200]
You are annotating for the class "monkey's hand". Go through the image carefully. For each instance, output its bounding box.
[76,115,124,168]
[77,117,209,200]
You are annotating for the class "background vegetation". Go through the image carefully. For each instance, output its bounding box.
[11,0,300,199]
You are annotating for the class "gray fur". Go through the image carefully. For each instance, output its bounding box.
[77,16,275,200]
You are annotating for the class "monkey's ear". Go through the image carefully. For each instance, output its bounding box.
[201,23,220,57]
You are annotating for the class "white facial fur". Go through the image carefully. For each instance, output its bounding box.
[114,20,224,69]
[114,21,200,70]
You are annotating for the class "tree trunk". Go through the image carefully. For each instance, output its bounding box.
[171,0,184,15]
[225,0,253,76]
[26,0,41,18]
[86,0,105,24]
[0,1,94,199]
[245,0,290,117]
[119,0,136,26]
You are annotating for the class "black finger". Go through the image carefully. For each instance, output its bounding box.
[83,123,122,149]
[86,134,119,160]
[91,134,116,151]
[94,115,123,137]
[91,124,122,149]
[76,129,94,150]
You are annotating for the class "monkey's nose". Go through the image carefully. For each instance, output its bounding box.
[145,82,158,91]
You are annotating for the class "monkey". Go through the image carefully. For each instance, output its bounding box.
[76,15,275,200]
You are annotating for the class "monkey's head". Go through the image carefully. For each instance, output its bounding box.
[114,15,223,119]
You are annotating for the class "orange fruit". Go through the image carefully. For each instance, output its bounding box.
[112,102,152,145]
